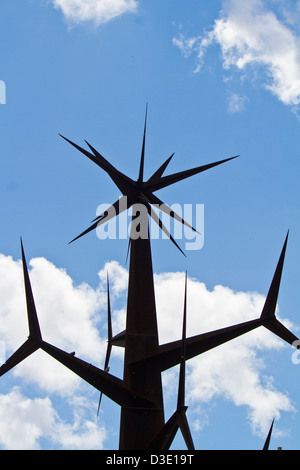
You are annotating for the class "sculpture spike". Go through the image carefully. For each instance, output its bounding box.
[59,133,135,195]
[146,202,186,256]
[130,233,298,373]
[20,238,42,342]
[144,155,239,192]
[260,232,288,322]
[146,153,174,185]
[260,232,298,345]
[138,103,148,184]
[0,240,43,377]
[148,192,198,233]
[97,273,113,417]
[177,271,187,410]
[263,419,275,450]
[68,220,100,244]
[84,139,137,192]
[69,195,134,244]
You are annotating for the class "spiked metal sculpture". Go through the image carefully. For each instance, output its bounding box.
[59,104,238,252]
[0,108,298,450]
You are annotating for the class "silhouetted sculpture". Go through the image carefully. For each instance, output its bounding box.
[0,107,297,450]
[59,104,237,251]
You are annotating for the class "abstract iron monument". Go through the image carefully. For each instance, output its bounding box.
[0,108,298,450]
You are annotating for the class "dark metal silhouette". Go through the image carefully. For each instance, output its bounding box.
[0,109,298,450]
[146,272,195,450]
[59,105,238,252]
[97,273,113,417]
[263,419,275,450]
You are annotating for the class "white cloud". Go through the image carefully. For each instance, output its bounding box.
[53,416,106,450]
[0,387,107,450]
[172,33,200,59]
[98,260,128,297]
[52,0,138,26]
[51,394,107,450]
[0,387,56,450]
[0,253,296,447]
[173,0,300,108]
[227,92,248,113]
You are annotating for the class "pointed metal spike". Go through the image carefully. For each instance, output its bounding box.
[147,204,186,257]
[97,391,103,417]
[260,231,289,321]
[84,140,113,170]
[148,193,198,233]
[263,317,298,346]
[70,196,133,244]
[106,273,112,345]
[95,195,135,231]
[91,195,130,223]
[68,220,100,244]
[60,134,135,194]
[84,139,135,191]
[177,272,187,410]
[138,104,148,183]
[138,193,186,256]
[178,411,195,450]
[145,410,183,450]
[145,155,239,192]
[0,338,40,377]
[90,213,106,224]
[0,241,43,377]
[97,273,113,417]
[146,153,174,185]
[59,134,100,165]
[176,276,195,450]
[20,239,42,341]
[60,133,110,172]
[263,419,275,450]
[40,340,156,409]
[259,232,298,345]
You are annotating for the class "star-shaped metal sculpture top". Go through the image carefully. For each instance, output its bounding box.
[60,105,238,253]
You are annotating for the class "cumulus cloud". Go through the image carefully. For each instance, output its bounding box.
[227,92,248,114]
[52,0,138,26]
[0,253,296,448]
[0,387,56,450]
[173,0,300,108]
[0,387,107,450]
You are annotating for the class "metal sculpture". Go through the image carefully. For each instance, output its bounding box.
[0,108,298,450]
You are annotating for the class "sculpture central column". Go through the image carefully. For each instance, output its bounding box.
[119,213,165,449]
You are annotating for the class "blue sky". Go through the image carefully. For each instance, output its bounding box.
[0,0,299,450]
